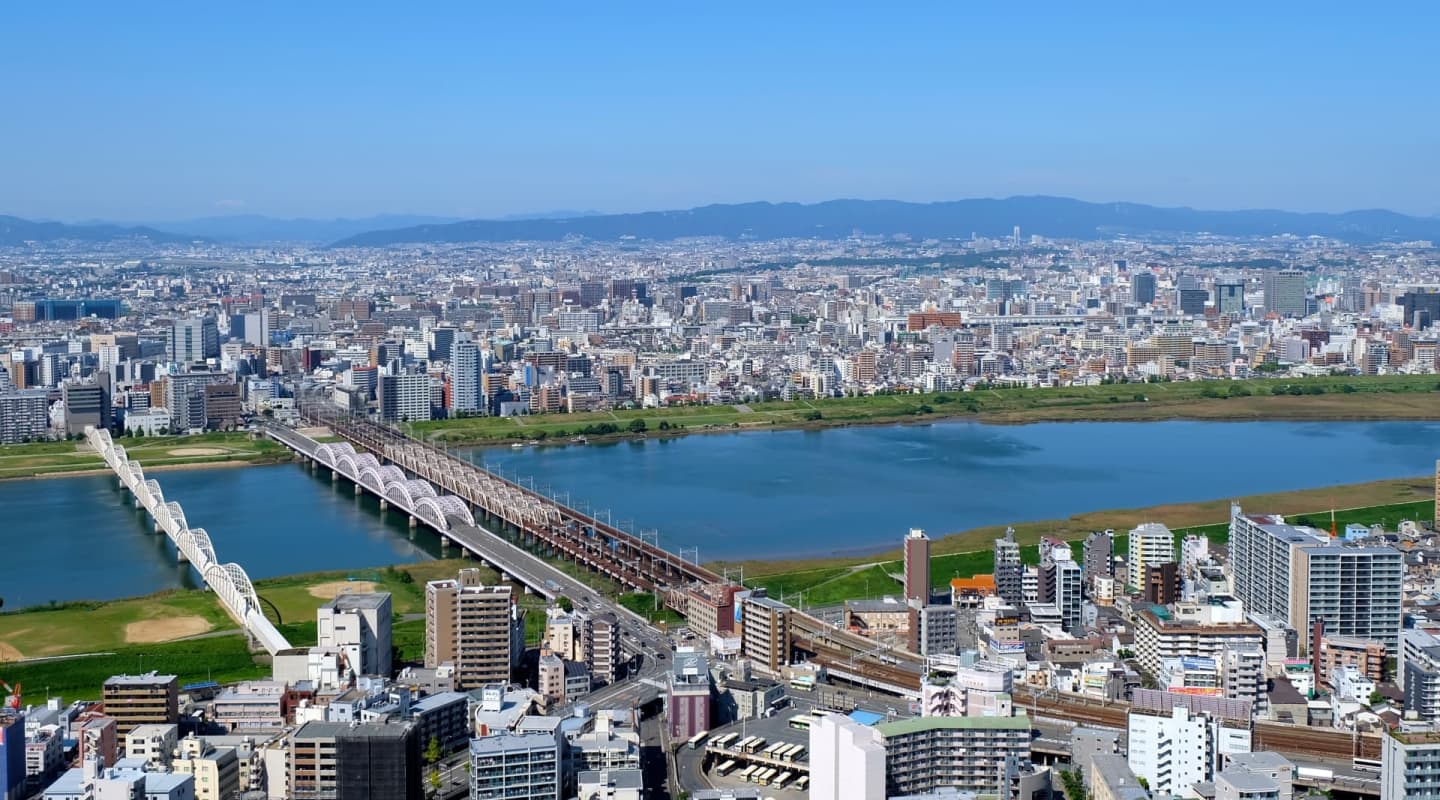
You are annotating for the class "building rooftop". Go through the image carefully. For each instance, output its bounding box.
[103,672,178,687]
[293,720,412,740]
[322,592,392,610]
[469,731,559,756]
[877,712,1029,737]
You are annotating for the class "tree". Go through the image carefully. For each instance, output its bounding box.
[627,418,648,433]
[557,596,574,613]
[424,735,441,765]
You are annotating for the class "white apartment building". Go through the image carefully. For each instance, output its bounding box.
[1128,523,1175,589]
[809,714,886,800]
[1128,705,1250,798]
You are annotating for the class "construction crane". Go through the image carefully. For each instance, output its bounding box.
[0,680,19,710]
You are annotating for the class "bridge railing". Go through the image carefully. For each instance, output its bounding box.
[84,427,290,656]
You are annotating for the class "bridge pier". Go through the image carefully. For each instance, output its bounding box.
[379,499,388,510]
[354,483,362,496]
[409,515,418,529]
[330,469,338,482]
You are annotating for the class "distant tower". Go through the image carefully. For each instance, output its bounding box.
[903,528,931,606]
[1012,225,1021,249]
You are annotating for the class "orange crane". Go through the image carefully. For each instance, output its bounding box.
[0,680,19,710]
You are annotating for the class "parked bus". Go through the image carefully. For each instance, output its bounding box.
[714,759,737,777]
[762,742,785,758]
[711,732,738,749]
[788,714,816,731]
[790,675,816,691]
[794,775,810,792]
[773,770,793,789]
[780,744,802,762]
[754,768,776,784]
[734,736,755,753]
[686,730,709,750]
[737,765,758,782]
[743,737,767,754]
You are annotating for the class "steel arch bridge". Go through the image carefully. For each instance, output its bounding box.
[85,427,290,655]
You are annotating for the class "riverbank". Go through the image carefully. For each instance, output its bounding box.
[406,374,1440,447]
[718,474,1436,580]
[0,432,292,481]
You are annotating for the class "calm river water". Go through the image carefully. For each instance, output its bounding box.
[2,420,1436,609]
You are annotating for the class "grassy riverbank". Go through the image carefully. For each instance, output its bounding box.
[0,432,291,480]
[729,477,1436,607]
[405,374,1440,446]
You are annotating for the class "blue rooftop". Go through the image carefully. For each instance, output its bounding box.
[849,710,884,726]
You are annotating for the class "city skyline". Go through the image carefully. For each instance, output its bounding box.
[4,3,1438,220]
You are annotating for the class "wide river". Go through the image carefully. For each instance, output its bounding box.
[1,420,1436,609]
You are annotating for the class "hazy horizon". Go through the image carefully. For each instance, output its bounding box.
[3,3,1436,220]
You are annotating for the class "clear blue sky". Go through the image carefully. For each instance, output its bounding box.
[2,2,1436,221]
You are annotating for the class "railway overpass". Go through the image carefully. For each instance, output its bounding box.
[85,427,291,655]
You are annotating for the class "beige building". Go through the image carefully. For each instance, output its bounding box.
[426,569,519,690]
[741,594,790,675]
[102,673,179,735]
[172,735,241,800]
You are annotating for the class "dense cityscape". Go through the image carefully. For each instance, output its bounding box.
[0,225,1437,800]
[5,4,1440,800]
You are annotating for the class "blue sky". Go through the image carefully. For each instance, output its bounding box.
[2,2,1436,221]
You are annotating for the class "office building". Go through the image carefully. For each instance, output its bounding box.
[878,714,1035,798]
[62,380,109,435]
[739,594,790,675]
[170,316,219,364]
[1400,289,1440,330]
[469,732,560,800]
[994,528,1024,607]
[1263,270,1307,318]
[1229,506,1403,653]
[425,571,519,690]
[448,339,483,414]
[1131,271,1157,305]
[289,720,421,800]
[1127,523,1174,590]
[164,369,217,433]
[1403,629,1440,721]
[904,528,931,605]
[378,371,431,422]
[1215,282,1245,315]
[101,673,178,735]
[0,389,49,443]
[317,592,393,678]
[668,648,711,740]
[1178,288,1209,315]
[810,714,885,800]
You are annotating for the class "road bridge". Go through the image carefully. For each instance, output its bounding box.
[85,427,291,655]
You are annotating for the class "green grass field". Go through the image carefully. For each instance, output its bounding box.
[1,634,270,703]
[404,374,1440,446]
[0,432,291,480]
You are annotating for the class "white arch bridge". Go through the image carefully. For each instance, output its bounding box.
[85,427,291,655]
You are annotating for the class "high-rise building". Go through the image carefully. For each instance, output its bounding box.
[1127,523,1175,590]
[448,339,483,415]
[903,528,931,606]
[425,571,519,690]
[739,594,790,675]
[1400,289,1440,330]
[62,380,110,435]
[1263,270,1307,318]
[1382,723,1440,800]
[469,732,560,800]
[1131,271,1157,305]
[1144,562,1180,605]
[810,714,886,800]
[667,648,711,741]
[317,593,393,678]
[101,673,179,735]
[1082,530,1114,586]
[994,528,1024,607]
[1215,282,1246,315]
[0,389,49,443]
[1054,555,1084,634]
[164,369,218,433]
[378,372,431,423]
[1178,288,1209,315]
[1229,506,1403,653]
[170,316,219,364]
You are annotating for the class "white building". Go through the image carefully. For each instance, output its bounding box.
[1402,628,1440,721]
[317,593,393,678]
[809,714,885,800]
[449,339,483,414]
[1382,723,1440,800]
[1127,704,1250,798]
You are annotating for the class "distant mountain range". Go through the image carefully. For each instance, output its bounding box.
[0,215,193,246]
[5,198,1439,246]
[331,197,1440,247]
